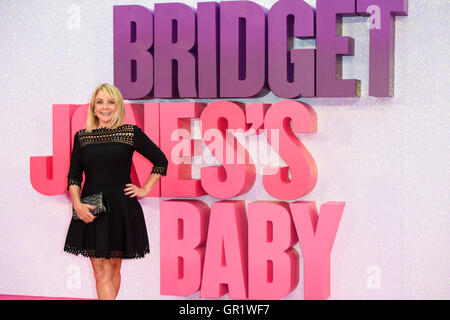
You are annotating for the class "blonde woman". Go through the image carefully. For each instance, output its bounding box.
[64,83,168,300]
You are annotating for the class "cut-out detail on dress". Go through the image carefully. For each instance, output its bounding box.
[151,166,167,176]
[67,124,168,191]
[78,124,135,148]
[67,177,82,191]
[63,244,150,259]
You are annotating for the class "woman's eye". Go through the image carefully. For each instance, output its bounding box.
[97,101,103,104]
[108,101,115,104]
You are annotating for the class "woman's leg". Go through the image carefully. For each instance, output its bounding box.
[110,258,122,298]
[90,257,116,300]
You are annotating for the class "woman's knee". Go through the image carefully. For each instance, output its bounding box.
[91,259,114,282]
[110,258,122,278]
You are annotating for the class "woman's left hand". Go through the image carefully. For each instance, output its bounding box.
[124,183,148,198]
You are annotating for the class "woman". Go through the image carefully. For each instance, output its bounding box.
[64,83,168,300]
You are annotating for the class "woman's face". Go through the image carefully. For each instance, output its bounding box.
[94,90,117,128]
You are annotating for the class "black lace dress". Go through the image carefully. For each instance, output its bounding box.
[64,124,168,259]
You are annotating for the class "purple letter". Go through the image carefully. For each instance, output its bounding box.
[268,0,315,98]
[357,0,408,97]
[220,1,267,97]
[316,0,360,97]
[198,2,219,98]
[113,5,154,99]
[154,3,197,98]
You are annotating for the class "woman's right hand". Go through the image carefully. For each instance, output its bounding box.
[73,202,97,223]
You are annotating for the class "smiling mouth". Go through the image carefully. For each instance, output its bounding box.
[100,112,112,115]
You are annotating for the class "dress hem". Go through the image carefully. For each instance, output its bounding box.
[63,245,150,260]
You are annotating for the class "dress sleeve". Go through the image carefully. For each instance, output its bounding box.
[67,131,83,191]
[133,125,168,176]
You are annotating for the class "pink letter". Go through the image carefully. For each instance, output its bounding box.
[200,201,248,299]
[290,201,345,300]
[200,101,256,199]
[30,104,86,195]
[160,200,210,296]
[248,201,299,299]
[160,102,207,197]
[263,100,318,200]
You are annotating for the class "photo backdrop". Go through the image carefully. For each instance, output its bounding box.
[0,0,448,299]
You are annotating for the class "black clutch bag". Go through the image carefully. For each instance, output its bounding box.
[72,192,110,220]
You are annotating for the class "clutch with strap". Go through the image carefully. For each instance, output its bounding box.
[72,192,110,220]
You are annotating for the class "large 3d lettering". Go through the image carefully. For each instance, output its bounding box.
[268,0,315,98]
[160,102,206,197]
[30,104,80,195]
[160,200,210,296]
[154,3,197,98]
[248,201,299,299]
[197,2,219,98]
[263,100,318,200]
[219,1,266,97]
[200,201,248,299]
[159,199,344,300]
[113,5,154,99]
[316,0,360,97]
[290,201,345,300]
[113,1,408,98]
[357,0,408,96]
[200,101,256,199]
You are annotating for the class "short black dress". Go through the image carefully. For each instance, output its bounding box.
[63,123,168,259]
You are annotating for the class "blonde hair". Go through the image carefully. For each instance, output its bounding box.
[85,83,126,132]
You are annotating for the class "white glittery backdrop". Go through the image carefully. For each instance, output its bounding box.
[0,0,448,299]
